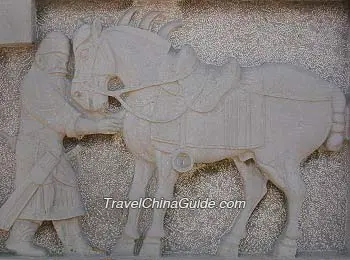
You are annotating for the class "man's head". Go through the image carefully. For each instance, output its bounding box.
[35,32,70,74]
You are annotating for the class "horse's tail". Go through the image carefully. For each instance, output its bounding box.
[325,87,346,151]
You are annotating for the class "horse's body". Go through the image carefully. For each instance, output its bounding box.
[123,61,336,165]
[71,10,346,257]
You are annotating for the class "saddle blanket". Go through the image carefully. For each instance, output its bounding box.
[151,89,265,149]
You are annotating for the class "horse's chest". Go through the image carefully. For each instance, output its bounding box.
[123,112,155,161]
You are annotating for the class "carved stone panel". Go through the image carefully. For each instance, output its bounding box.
[0,1,349,259]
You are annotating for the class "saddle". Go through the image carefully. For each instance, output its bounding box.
[146,58,241,122]
[179,58,241,113]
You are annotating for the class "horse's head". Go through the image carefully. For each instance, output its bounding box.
[71,9,197,113]
[71,19,114,112]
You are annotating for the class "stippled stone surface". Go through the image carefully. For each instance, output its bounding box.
[0,0,349,258]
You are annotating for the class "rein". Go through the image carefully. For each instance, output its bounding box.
[74,35,197,123]
[77,82,187,123]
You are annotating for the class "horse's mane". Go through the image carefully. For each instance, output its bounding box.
[73,8,199,90]
[73,8,183,54]
[113,8,183,39]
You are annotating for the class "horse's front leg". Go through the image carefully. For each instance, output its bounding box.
[139,151,178,257]
[112,158,155,256]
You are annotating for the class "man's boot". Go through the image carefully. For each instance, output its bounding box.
[53,217,99,256]
[6,220,46,256]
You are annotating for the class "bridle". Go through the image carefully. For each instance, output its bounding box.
[73,36,192,123]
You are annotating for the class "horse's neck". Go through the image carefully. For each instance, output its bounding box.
[106,31,170,87]
[106,31,199,89]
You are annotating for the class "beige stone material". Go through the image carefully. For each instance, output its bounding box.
[71,9,346,258]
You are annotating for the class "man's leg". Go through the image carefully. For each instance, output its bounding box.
[53,217,97,255]
[6,220,46,256]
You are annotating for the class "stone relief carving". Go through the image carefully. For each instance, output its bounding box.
[0,6,347,259]
[0,32,122,256]
[70,8,347,258]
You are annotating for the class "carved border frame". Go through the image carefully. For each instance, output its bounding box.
[0,0,349,256]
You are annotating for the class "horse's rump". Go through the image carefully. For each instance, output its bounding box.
[241,64,333,101]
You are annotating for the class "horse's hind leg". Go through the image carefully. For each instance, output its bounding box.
[112,158,155,256]
[256,157,306,257]
[218,158,267,257]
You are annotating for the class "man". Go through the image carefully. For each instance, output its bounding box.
[0,32,121,256]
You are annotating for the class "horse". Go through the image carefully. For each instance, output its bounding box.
[70,8,346,257]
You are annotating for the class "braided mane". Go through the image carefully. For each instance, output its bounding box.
[117,7,183,40]
[73,8,182,54]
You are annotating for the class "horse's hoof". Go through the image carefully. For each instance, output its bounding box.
[111,237,136,257]
[217,242,239,257]
[138,237,162,257]
[273,237,297,258]
[0,247,17,256]
[217,232,243,257]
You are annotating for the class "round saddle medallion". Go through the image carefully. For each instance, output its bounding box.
[172,150,194,173]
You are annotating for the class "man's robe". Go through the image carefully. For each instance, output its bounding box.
[14,64,84,220]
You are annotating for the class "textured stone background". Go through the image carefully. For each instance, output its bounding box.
[0,0,349,257]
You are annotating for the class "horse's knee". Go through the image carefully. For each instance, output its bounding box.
[245,182,267,203]
[286,180,306,204]
[129,181,148,200]
[156,186,175,200]
[279,162,306,202]
[244,175,267,201]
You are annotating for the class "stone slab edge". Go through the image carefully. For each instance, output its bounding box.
[0,257,349,260]
[0,0,36,46]
[345,4,350,256]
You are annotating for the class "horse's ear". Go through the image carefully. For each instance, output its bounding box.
[91,19,103,39]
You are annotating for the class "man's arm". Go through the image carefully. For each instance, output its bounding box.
[67,116,123,138]
[22,75,122,137]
